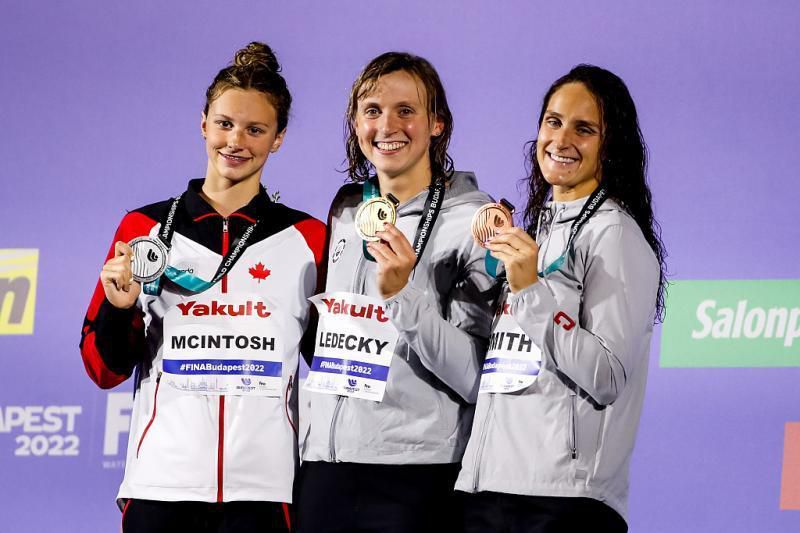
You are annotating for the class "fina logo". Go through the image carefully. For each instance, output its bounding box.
[241,377,252,386]
[348,378,357,387]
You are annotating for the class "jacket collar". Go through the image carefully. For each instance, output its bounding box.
[183,178,273,221]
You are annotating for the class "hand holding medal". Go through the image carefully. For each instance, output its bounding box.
[356,193,415,299]
[100,241,141,309]
[471,199,515,248]
[475,199,541,293]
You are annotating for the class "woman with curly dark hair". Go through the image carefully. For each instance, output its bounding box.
[456,64,666,533]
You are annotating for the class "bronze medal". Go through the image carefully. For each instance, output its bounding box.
[471,199,515,248]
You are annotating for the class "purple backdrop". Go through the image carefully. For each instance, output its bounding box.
[1,1,798,531]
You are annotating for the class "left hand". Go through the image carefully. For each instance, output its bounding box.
[486,227,540,293]
[367,223,416,299]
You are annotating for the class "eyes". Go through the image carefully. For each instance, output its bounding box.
[213,120,266,136]
[361,105,416,118]
[542,115,599,137]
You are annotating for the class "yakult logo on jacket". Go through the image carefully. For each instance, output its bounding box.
[177,300,271,318]
[320,298,388,323]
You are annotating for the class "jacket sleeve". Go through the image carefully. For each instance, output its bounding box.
[384,233,496,404]
[510,223,659,406]
[295,217,328,367]
[79,211,155,389]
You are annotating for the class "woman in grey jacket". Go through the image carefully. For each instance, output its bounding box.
[296,52,495,533]
[457,65,667,532]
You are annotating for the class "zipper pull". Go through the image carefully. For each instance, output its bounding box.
[222,218,229,233]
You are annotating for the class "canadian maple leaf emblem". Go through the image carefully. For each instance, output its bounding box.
[248,262,271,282]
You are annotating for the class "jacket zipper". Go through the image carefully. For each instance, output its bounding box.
[136,372,162,458]
[328,239,367,462]
[217,217,229,502]
[568,390,577,459]
[285,374,297,436]
[471,394,495,491]
[329,396,344,462]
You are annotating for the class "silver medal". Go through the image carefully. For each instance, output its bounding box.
[129,237,169,283]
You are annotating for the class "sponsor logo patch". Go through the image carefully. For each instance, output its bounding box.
[661,280,800,367]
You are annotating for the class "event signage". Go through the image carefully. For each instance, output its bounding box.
[0,249,38,335]
[660,280,800,367]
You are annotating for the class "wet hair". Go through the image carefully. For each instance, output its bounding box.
[522,64,668,321]
[204,42,291,132]
[344,52,454,182]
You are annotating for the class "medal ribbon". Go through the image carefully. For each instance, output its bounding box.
[143,194,261,295]
[536,185,608,277]
[361,176,446,268]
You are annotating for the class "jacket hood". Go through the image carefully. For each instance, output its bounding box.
[396,171,490,215]
[545,192,622,226]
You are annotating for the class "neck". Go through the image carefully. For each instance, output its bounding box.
[377,171,432,204]
[201,176,260,217]
[552,178,600,202]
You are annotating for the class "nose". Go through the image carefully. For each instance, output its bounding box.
[552,127,572,149]
[377,113,399,135]
[227,128,244,150]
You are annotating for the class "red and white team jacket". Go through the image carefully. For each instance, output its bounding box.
[80,179,325,504]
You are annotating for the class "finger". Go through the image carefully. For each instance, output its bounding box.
[375,224,415,258]
[115,241,134,259]
[366,241,395,264]
[485,241,524,257]
[103,262,133,291]
[491,229,537,252]
[101,270,126,292]
[488,249,515,264]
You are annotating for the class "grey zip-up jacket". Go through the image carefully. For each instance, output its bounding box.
[302,172,495,464]
[456,194,660,521]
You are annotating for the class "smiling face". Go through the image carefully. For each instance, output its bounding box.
[536,82,604,201]
[201,88,285,188]
[354,70,443,188]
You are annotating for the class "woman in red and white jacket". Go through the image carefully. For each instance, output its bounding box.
[80,42,324,533]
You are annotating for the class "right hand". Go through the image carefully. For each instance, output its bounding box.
[100,241,141,309]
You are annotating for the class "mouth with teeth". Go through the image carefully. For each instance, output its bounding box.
[219,152,252,165]
[374,140,408,153]
[547,151,579,164]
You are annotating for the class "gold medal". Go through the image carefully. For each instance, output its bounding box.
[355,194,399,242]
[471,199,515,248]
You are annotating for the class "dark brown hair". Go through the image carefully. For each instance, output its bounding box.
[523,64,668,321]
[204,42,291,132]
[344,52,454,182]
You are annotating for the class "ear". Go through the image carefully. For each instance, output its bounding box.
[200,113,208,138]
[270,129,287,153]
[431,116,444,137]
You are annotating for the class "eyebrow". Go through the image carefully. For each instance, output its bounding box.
[212,113,270,128]
[544,110,601,130]
[359,98,420,108]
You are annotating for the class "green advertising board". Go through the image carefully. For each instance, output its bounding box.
[661,280,800,367]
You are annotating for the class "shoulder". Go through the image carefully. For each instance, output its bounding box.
[442,171,493,213]
[112,198,172,242]
[271,203,326,265]
[583,202,659,273]
[328,182,363,214]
